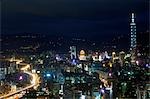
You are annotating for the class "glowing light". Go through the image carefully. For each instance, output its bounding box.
[16,62,20,64]
[109,73,112,77]
[46,74,51,77]
[136,61,139,65]
[37,71,40,73]
[112,52,116,55]
[72,59,77,65]
[32,69,36,73]
[145,64,150,68]
[109,63,112,67]
[80,95,86,99]
[19,76,23,80]
[103,64,105,67]
[146,64,148,67]
[128,72,131,75]
[100,85,102,88]
[101,89,105,94]
[99,55,103,61]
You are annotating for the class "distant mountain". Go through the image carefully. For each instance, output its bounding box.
[1,31,148,54]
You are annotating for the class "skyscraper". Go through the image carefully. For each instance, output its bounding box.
[130,13,137,49]
[130,13,137,64]
[70,46,77,59]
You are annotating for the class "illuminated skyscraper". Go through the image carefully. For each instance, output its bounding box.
[130,13,137,49]
[130,13,137,64]
[70,46,77,59]
[79,50,86,60]
[112,52,116,63]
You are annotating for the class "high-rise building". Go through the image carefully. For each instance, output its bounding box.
[70,46,77,59]
[112,52,116,63]
[79,50,86,60]
[119,51,125,66]
[130,13,137,49]
[130,13,137,64]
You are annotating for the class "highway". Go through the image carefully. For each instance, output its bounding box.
[0,59,40,99]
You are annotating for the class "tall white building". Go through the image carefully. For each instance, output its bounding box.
[70,46,77,59]
[130,13,137,49]
[130,13,137,63]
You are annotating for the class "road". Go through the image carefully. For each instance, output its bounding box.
[0,58,40,99]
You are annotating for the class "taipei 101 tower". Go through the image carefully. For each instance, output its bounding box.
[130,13,137,49]
[130,13,137,64]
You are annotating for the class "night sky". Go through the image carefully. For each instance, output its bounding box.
[1,0,149,38]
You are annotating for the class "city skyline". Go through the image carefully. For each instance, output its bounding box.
[0,1,149,99]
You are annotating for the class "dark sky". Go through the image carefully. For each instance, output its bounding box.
[1,0,149,38]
